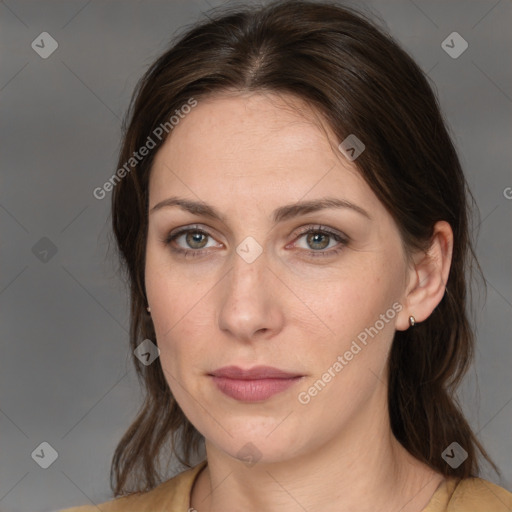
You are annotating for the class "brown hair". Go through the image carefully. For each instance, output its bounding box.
[109,0,498,496]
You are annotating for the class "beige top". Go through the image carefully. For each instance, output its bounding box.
[59,460,512,511]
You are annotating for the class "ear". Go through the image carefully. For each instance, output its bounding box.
[395,220,453,331]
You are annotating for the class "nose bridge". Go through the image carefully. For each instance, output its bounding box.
[217,240,281,339]
[224,221,267,289]
[227,239,267,305]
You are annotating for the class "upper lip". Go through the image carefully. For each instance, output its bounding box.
[210,365,302,379]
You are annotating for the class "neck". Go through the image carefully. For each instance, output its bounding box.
[190,386,444,512]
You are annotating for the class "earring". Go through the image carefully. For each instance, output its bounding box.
[409,315,416,327]
[146,306,151,314]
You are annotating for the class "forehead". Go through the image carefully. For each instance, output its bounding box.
[149,92,379,216]
[158,92,335,160]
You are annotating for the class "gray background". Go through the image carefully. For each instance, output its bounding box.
[1,0,511,510]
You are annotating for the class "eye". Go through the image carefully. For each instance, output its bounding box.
[290,225,348,257]
[163,225,222,258]
[162,224,348,259]
[175,230,210,249]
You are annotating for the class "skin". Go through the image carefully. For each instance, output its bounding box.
[145,92,453,512]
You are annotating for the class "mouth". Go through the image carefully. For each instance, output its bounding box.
[209,365,304,402]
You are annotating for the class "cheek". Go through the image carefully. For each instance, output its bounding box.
[313,269,393,335]
[151,313,207,412]
[149,295,207,378]
[298,283,397,418]
[306,271,400,396]
[144,261,194,373]
[145,241,208,335]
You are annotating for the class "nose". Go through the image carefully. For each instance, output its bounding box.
[217,246,284,343]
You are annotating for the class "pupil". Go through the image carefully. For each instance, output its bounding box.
[187,232,206,248]
[308,233,329,250]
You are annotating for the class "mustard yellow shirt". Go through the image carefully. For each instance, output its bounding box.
[59,460,512,511]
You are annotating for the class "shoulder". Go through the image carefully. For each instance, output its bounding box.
[57,460,207,512]
[443,477,512,511]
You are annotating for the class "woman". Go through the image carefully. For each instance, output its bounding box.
[60,1,512,510]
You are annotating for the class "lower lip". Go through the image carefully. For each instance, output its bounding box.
[211,376,302,402]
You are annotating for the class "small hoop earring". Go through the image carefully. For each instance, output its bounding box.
[409,315,416,327]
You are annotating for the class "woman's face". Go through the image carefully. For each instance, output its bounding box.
[145,92,413,464]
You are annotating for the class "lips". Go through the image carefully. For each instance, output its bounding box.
[209,366,304,402]
[210,365,302,379]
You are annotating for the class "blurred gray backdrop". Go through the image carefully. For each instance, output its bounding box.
[1,0,511,511]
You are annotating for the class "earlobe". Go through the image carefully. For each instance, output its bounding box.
[396,221,453,331]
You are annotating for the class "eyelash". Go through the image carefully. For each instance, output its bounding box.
[162,224,348,259]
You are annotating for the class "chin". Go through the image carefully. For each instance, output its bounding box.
[207,426,308,466]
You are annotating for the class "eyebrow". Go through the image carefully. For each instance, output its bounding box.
[149,196,371,223]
